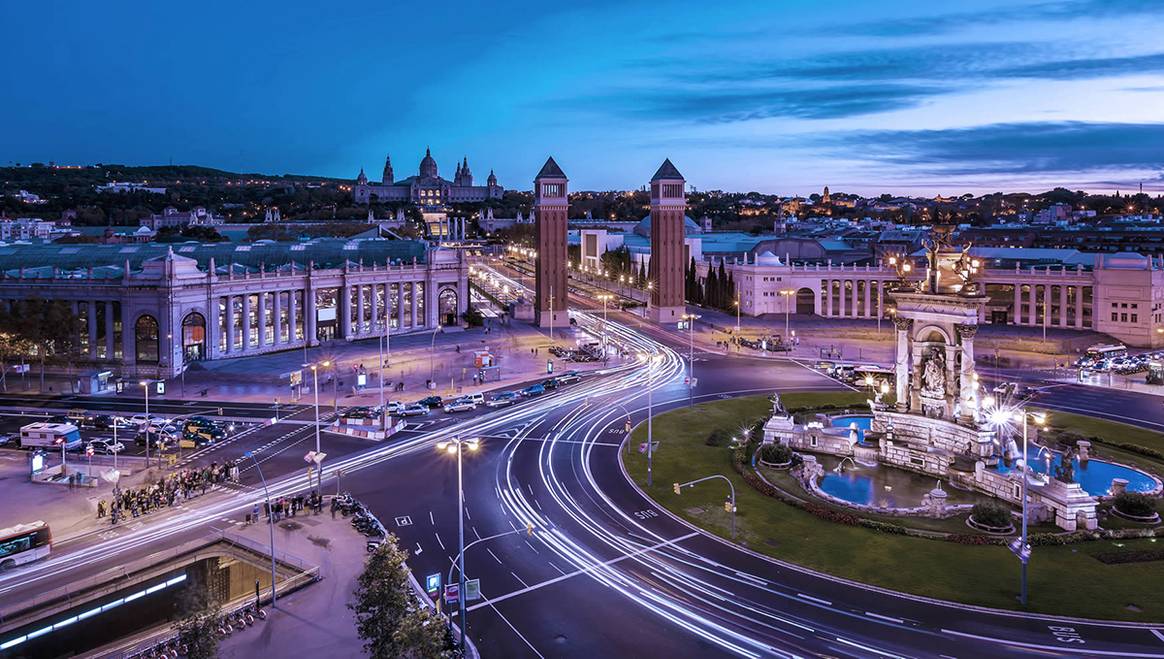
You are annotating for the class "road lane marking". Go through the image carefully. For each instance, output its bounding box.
[865,612,904,624]
[796,593,832,607]
[486,548,503,565]
[466,532,698,612]
[1152,629,1164,644]
[510,571,529,588]
[434,533,445,551]
[835,637,904,658]
[941,628,1164,657]
[414,543,423,556]
[429,511,434,525]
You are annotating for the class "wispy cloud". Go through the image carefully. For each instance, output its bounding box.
[809,121,1164,176]
[839,0,1164,37]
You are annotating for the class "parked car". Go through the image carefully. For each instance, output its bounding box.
[461,393,485,406]
[521,383,546,397]
[344,406,376,419]
[555,372,581,385]
[88,439,125,455]
[82,414,114,430]
[486,391,519,408]
[418,396,443,408]
[400,403,430,417]
[443,399,477,413]
[382,401,405,416]
[542,378,560,391]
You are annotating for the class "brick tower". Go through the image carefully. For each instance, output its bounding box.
[534,157,569,329]
[648,159,687,323]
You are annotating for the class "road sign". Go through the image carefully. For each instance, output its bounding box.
[465,579,481,602]
[546,360,554,374]
[444,583,460,605]
[156,381,165,395]
[425,573,441,594]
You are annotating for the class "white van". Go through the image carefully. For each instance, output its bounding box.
[462,393,485,406]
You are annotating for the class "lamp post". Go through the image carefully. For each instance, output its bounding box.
[682,313,700,407]
[379,303,391,432]
[436,436,479,654]
[639,353,661,486]
[138,380,152,469]
[243,451,278,607]
[733,295,741,334]
[779,289,795,344]
[985,397,1046,606]
[309,360,330,490]
[596,293,613,356]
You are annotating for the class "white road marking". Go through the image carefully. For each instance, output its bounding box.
[796,593,832,607]
[865,611,904,624]
[835,636,904,659]
[434,533,446,551]
[1152,629,1164,643]
[510,571,529,588]
[429,510,434,525]
[941,628,1164,657]
[414,543,423,556]
[486,548,503,565]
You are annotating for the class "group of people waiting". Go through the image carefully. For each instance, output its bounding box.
[95,460,240,523]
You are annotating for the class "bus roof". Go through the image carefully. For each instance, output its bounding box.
[1087,343,1127,351]
[0,520,47,537]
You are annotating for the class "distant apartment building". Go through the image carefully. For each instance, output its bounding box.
[96,181,167,195]
[0,218,55,241]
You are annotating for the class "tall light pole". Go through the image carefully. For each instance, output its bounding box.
[682,313,700,407]
[780,289,795,344]
[597,293,613,356]
[733,295,741,334]
[379,302,391,432]
[138,380,152,469]
[244,451,278,607]
[985,397,1046,606]
[436,436,479,654]
[640,353,660,486]
[309,360,330,490]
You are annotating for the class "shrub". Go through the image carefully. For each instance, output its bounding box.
[1114,492,1158,518]
[858,519,908,535]
[758,443,792,464]
[1094,548,1164,565]
[947,534,1007,545]
[970,502,1013,528]
[705,428,732,447]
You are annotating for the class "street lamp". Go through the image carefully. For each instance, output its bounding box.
[733,295,741,334]
[243,451,279,607]
[596,293,613,355]
[638,353,662,486]
[984,397,1046,606]
[379,303,391,432]
[682,313,701,407]
[138,380,152,469]
[436,437,480,654]
[308,360,330,489]
[779,289,795,344]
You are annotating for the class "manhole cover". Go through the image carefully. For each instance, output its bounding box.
[279,521,302,531]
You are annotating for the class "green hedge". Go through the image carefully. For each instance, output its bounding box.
[1094,548,1164,565]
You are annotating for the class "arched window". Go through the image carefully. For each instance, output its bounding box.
[135,315,160,363]
[182,312,206,361]
[438,289,459,326]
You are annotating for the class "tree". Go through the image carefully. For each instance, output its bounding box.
[0,300,79,391]
[173,583,221,659]
[351,534,453,659]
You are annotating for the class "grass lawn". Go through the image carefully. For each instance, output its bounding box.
[623,393,1164,621]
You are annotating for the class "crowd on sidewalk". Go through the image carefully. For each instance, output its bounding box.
[95,460,240,523]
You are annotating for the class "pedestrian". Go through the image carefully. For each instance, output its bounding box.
[330,497,337,519]
[96,500,105,519]
[251,503,260,524]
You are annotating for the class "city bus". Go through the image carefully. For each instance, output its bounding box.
[0,520,52,570]
[1078,343,1128,368]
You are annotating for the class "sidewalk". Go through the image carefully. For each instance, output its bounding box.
[218,511,367,659]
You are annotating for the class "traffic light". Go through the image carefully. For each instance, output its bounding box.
[724,500,734,513]
[673,483,681,495]
[526,523,533,536]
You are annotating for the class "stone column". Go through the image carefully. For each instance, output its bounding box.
[121,305,134,367]
[826,281,834,317]
[1013,284,1022,325]
[242,294,252,349]
[1058,285,1067,326]
[894,317,912,412]
[88,300,98,359]
[863,282,872,317]
[305,287,317,345]
[956,324,978,422]
[354,285,365,336]
[273,290,283,344]
[341,284,352,339]
[207,297,219,358]
[226,296,236,353]
[1027,284,1037,328]
[288,289,298,343]
[397,284,405,329]
[257,292,268,346]
[851,281,859,318]
[410,282,419,328]
[104,301,115,360]
[1042,284,1051,329]
[370,284,379,333]
[1075,286,1084,329]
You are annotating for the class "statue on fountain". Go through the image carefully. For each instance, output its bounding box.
[921,348,946,397]
[952,243,983,297]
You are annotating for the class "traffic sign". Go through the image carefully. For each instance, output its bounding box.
[425,573,441,594]
[444,583,460,605]
[156,381,165,395]
[546,360,554,374]
[465,579,481,602]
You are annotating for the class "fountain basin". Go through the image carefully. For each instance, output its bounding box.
[829,414,874,445]
[817,455,992,508]
[994,445,1157,497]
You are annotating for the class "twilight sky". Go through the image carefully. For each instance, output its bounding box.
[3,0,1164,196]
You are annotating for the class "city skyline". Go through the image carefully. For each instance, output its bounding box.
[2,1,1164,195]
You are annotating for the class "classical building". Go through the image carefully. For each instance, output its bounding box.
[648,159,687,322]
[534,157,569,329]
[139,207,223,230]
[0,239,468,381]
[352,150,503,206]
[698,247,1164,347]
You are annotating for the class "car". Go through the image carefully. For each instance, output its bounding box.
[461,393,485,406]
[110,416,136,430]
[344,406,376,419]
[46,415,71,425]
[443,399,477,413]
[418,396,443,408]
[183,416,217,431]
[66,409,87,422]
[542,378,560,390]
[486,391,519,408]
[555,373,581,385]
[382,401,405,415]
[0,433,19,448]
[134,432,168,449]
[88,439,124,455]
[128,414,151,427]
[83,414,114,430]
[399,403,430,417]
[521,383,546,397]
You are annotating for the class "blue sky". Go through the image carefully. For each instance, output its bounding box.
[2,0,1163,195]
